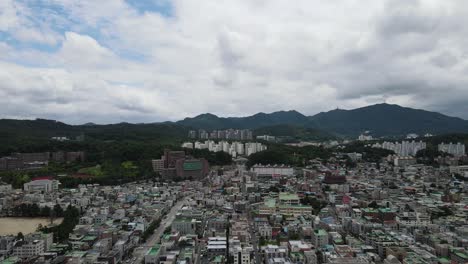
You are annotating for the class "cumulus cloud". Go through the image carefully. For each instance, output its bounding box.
[1,0,468,124]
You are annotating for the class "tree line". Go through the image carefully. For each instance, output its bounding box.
[39,205,80,242]
[8,203,64,218]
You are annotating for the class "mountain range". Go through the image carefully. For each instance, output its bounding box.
[2,104,468,142]
[177,103,468,137]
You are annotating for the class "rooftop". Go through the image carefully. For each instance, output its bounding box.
[0,257,19,264]
[148,245,161,256]
[315,229,327,236]
[279,193,300,201]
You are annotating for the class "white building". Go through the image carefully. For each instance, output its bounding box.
[358,134,373,141]
[181,142,194,149]
[258,224,273,239]
[13,240,44,258]
[171,217,198,235]
[144,245,163,264]
[311,229,329,248]
[23,179,59,193]
[373,141,426,156]
[406,133,419,139]
[190,140,265,157]
[438,142,465,157]
[206,237,227,258]
[234,142,245,155]
[251,165,294,177]
[393,156,417,167]
[449,165,468,176]
[261,245,288,260]
[257,135,276,142]
[232,245,253,264]
[0,184,12,193]
[27,233,53,251]
[396,212,430,227]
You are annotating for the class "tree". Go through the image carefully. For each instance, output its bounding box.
[17,232,24,240]
[53,204,64,217]
[41,205,81,242]
[41,206,51,217]
[259,236,266,246]
[368,201,379,208]
[288,232,300,240]
[30,203,40,217]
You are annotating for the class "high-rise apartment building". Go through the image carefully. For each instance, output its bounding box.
[438,142,466,157]
[184,140,265,157]
[188,130,197,139]
[372,141,426,156]
[189,129,253,140]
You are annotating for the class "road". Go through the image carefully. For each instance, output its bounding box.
[133,196,190,264]
[248,209,262,264]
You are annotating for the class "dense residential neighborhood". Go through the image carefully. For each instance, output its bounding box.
[3,0,468,262]
[0,137,467,264]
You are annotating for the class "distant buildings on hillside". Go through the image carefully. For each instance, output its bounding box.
[0,151,85,171]
[188,129,253,140]
[358,134,373,141]
[256,135,276,142]
[406,133,419,139]
[181,141,266,157]
[151,149,209,180]
[438,142,466,157]
[371,140,466,158]
[372,141,426,156]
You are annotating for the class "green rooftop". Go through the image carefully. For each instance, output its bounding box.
[438,257,450,264]
[315,229,327,236]
[278,205,312,209]
[183,161,202,171]
[180,248,194,259]
[378,208,395,213]
[65,251,87,258]
[82,235,97,242]
[334,238,343,244]
[265,198,276,208]
[213,256,224,263]
[362,208,378,213]
[148,244,161,256]
[454,251,468,259]
[1,257,19,264]
[279,193,299,201]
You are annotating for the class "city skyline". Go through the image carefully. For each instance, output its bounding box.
[1,1,468,123]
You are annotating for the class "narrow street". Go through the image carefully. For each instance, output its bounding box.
[133,196,191,264]
[248,209,262,264]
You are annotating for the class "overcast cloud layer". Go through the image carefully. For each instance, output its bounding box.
[1,0,468,124]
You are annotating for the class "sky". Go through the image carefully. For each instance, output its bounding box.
[1,0,468,124]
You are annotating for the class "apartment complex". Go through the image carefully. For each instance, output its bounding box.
[438,142,466,157]
[182,140,267,157]
[372,141,426,156]
[188,129,253,141]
